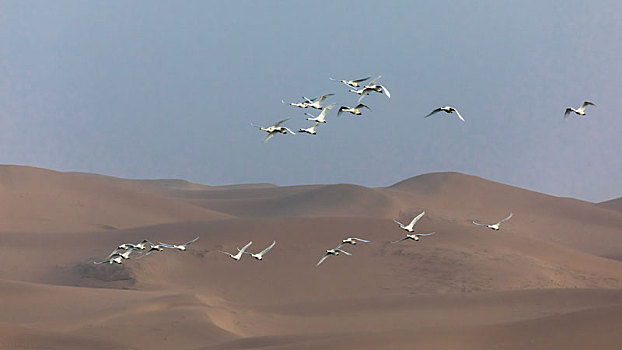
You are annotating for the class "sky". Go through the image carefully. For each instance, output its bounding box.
[0,1,621,202]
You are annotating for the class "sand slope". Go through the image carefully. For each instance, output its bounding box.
[0,165,231,232]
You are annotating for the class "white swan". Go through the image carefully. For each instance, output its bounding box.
[337,237,370,248]
[244,241,276,260]
[362,76,391,99]
[138,244,165,259]
[393,211,425,232]
[425,106,465,122]
[220,241,253,261]
[160,236,199,251]
[305,103,335,123]
[304,93,335,110]
[337,103,371,116]
[299,122,321,135]
[317,247,352,266]
[252,118,296,143]
[472,213,513,231]
[564,101,595,119]
[108,247,140,260]
[94,256,124,265]
[348,86,376,103]
[283,98,310,109]
[329,76,371,88]
[391,232,436,243]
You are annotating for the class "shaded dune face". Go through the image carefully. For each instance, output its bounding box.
[1,165,622,349]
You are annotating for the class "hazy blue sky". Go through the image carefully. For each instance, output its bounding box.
[1,1,621,201]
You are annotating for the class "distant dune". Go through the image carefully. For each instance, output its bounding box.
[598,196,622,212]
[0,165,231,232]
[1,165,622,349]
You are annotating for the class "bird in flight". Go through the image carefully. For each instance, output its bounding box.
[425,106,465,122]
[472,213,513,231]
[329,76,371,88]
[564,101,595,119]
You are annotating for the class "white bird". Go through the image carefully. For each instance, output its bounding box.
[564,101,595,119]
[159,236,199,251]
[317,247,352,266]
[393,211,425,232]
[362,76,391,99]
[108,247,140,260]
[348,86,376,103]
[94,256,123,265]
[252,118,296,143]
[305,103,335,123]
[244,241,276,260]
[117,243,136,250]
[337,237,370,248]
[425,106,465,122]
[220,241,253,261]
[283,98,310,109]
[138,244,165,259]
[472,213,513,231]
[298,122,321,135]
[329,76,371,88]
[391,232,436,243]
[304,93,335,110]
[120,239,153,250]
[337,103,371,116]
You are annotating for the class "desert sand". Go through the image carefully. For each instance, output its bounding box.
[1,165,622,349]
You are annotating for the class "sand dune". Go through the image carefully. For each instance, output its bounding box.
[0,165,231,232]
[598,196,622,212]
[1,165,622,349]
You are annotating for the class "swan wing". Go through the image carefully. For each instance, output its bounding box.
[259,241,276,256]
[415,232,436,237]
[564,108,573,119]
[353,76,371,83]
[184,236,200,246]
[497,213,513,225]
[425,108,443,118]
[453,108,465,122]
[406,211,425,229]
[317,254,331,266]
[391,236,409,244]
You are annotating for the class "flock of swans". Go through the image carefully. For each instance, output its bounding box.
[255,74,595,143]
[94,211,513,267]
[255,75,391,143]
[94,72,592,268]
[94,237,199,264]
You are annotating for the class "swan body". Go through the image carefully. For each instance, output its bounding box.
[299,122,321,135]
[317,247,352,266]
[304,93,335,110]
[220,241,253,261]
[337,237,370,248]
[94,256,124,265]
[393,211,425,232]
[253,118,296,143]
[473,213,513,231]
[425,106,465,122]
[564,101,595,119]
[244,241,276,260]
[391,232,436,243]
[305,103,335,123]
[337,103,371,116]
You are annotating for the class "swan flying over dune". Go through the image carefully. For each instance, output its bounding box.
[472,213,513,231]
